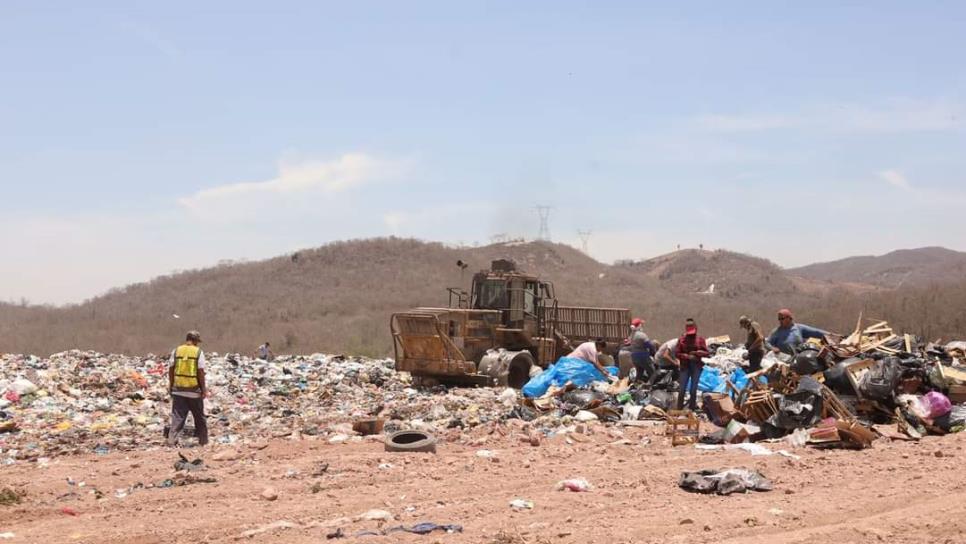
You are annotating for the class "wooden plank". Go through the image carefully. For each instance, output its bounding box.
[904,333,912,353]
[862,321,889,333]
[860,334,898,353]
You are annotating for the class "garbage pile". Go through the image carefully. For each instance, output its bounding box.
[513,317,966,449]
[706,318,966,448]
[0,350,515,463]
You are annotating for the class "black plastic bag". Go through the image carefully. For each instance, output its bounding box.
[824,358,860,395]
[648,390,675,411]
[791,349,825,375]
[859,357,901,401]
[769,376,824,429]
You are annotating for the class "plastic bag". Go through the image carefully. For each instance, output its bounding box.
[554,478,591,492]
[698,366,727,393]
[730,368,749,392]
[859,357,901,401]
[922,391,952,418]
[934,405,966,433]
[521,357,615,398]
[791,350,824,375]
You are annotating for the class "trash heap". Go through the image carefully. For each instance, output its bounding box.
[702,318,966,448]
[0,350,514,463]
[514,318,966,449]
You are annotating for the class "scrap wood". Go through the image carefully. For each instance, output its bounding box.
[821,385,856,422]
[873,424,918,441]
[835,419,875,448]
[860,334,898,353]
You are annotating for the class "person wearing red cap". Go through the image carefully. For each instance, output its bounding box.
[676,318,709,411]
[625,318,656,382]
[766,309,829,355]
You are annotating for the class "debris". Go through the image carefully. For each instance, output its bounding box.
[679,468,773,495]
[666,410,700,446]
[173,454,205,472]
[554,478,591,492]
[695,443,800,460]
[352,418,385,436]
[384,430,437,453]
[387,523,463,535]
[509,499,534,510]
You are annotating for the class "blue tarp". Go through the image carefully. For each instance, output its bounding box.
[698,366,727,393]
[521,357,617,398]
[699,366,764,396]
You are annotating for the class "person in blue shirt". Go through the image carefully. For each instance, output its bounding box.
[767,308,829,355]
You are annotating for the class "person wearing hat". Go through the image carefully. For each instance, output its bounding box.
[766,309,829,355]
[739,315,765,373]
[167,330,209,447]
[626,318,656,382]
[676,318,709,411]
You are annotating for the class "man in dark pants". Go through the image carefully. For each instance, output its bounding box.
[628,318,656,382]
[739,315,765,373]
[676,318,709,411]
[167,330,209,447]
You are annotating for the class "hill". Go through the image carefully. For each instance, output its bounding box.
[617,249,800,298]
[787,247,966,288]
[2,239,965,357]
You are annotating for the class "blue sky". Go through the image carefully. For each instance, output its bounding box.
[2,1,965,304]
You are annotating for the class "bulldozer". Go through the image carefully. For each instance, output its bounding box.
[390,259,629,388]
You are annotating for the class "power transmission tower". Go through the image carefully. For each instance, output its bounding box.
[535,205,552,241]
[577,229,592,254]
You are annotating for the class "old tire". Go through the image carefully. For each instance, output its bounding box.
[384,430,437,453]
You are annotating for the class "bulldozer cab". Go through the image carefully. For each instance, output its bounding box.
[468,260,555,336]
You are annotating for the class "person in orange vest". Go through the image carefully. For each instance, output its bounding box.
[167,330,208,447]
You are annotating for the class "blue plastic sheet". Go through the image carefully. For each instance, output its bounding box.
[699,366,765,397]
[698,366,727,393]
[521,357,617,398]
[730,367,750,391]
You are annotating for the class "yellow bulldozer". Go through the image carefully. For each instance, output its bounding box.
[391,259,629,388]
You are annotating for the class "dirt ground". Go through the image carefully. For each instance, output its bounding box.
[2,420,965,544]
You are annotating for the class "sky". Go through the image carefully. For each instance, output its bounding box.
[1,1,965,304]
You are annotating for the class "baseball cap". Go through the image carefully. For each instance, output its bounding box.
[631,318,643,327]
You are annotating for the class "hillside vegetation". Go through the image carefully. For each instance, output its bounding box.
[788,247,966,288]
[2,238,965,357]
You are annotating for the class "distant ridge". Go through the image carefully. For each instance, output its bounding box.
[2,239,965,356]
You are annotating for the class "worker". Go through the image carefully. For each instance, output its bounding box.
[650,337,679,385]
[167,330,208,447]
[567,338,612,377]
[739,315,765,372]
[767,309,828,355]
[627,318,656,382]
[255,342,274,361]
[676,318,709,411]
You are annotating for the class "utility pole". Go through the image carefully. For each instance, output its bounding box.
[577,229,592,254]
[535,205,552,241]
